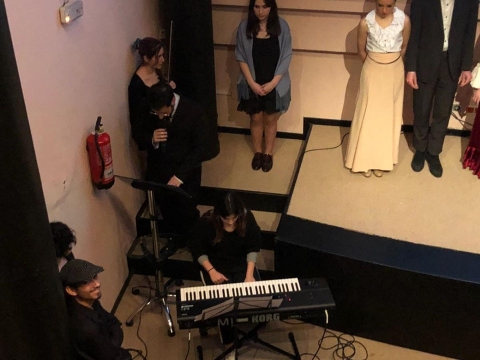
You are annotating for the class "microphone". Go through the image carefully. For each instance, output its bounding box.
[158,116,170,153]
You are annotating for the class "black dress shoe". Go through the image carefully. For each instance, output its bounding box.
[411,151,425,172]
[425,152,443,178]
[251,152,262,170]
[262,154,273,172]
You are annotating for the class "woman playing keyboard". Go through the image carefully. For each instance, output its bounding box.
[189,192,262,286]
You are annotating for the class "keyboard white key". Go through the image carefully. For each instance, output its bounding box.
[180,278,300,302]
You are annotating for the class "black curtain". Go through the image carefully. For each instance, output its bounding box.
[165,0,220,159]
[0,1,71,358]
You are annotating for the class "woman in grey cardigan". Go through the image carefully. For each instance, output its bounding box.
[236,0,292,172]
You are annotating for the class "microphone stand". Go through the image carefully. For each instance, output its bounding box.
[118,175,191,337]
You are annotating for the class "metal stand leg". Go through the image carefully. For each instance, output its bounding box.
[212,323,299,360]
[288,332,301,360]
[197,346,204,360]
[125,189,176,337]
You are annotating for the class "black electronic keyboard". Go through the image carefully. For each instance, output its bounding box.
[176,278,335,329]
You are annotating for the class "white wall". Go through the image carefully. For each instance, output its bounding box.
[4,0,162,309]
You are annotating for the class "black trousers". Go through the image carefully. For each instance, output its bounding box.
[413,52,458,155]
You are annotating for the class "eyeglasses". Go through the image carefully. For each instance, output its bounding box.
[150,110,170,117]
[150,105,173,117]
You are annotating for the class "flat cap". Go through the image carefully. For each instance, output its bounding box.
[60,259,104,285]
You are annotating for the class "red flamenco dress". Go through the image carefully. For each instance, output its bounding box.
[463,64,480,178]
[463,108,480,178]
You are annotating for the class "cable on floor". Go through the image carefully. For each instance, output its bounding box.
[302,132,350,155]
[307,328,368,360]
[132,274,157,294]
[128,276,152,359]
[184,330,191,360]
[451,111,473,128]
[128,348,147,360]
[282,319,368,360]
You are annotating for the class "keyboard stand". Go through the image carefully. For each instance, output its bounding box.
[197,296,301,360]
[213,325,301,360]
[197,324,300,359]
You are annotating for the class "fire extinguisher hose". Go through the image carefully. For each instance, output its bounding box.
[94,116,106,185]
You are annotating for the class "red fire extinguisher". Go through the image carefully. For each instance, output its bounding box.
[86,116,115,189]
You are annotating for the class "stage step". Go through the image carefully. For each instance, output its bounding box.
[201,133,303,196]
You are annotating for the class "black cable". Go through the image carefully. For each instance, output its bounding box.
[131,275,156,294]
[289,318,367,360]
[135,300,149,359]
[451,111,474,128]
[315,329,368,360]
[301,353,320,360]
[183,330,191,360]
[128,348,146,360]
[309,326,327,360]
[303,132,350,154]
[129,276,152,359]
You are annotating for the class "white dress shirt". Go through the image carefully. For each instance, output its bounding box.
[440,0,455,51]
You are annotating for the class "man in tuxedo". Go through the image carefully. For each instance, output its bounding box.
[405,0,478,177]
[132,82,218,251]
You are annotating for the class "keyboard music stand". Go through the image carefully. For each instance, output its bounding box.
[198,297,302,360]
[119,176,191,337]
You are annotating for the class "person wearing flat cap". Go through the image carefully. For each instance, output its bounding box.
[60,259,132,360]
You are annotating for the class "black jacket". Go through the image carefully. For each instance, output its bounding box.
[128,75,219,184]
[68,300,131,360]
[405,0,478,83]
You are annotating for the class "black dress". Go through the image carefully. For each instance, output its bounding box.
[238,35,280,115]
[189,210,262,281]
[189,210,262,344]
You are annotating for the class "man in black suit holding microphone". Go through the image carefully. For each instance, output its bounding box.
[405,0,478,178]
[131,81,218,250]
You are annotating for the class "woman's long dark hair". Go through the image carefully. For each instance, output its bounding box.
[210,192,248,244]
[246,0,281,39]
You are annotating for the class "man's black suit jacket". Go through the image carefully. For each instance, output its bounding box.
[131,95,218,187]
[405,0,478,83]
